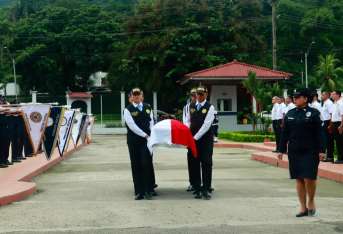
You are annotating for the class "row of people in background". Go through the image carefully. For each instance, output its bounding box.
[272,90,343,164]
[0,106,35,168]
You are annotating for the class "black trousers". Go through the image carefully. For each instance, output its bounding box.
[212,125,219,137]
[193,136,213,191]
[23,128,33,157]
[187,149,198,186]
[9,116,26,160]
[127,140,155,195]
[323,120,335,159]
[0,115,11,163]
[332,122,343,161]
[273,120,282,151]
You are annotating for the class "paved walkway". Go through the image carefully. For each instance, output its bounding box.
[1,135,343,233]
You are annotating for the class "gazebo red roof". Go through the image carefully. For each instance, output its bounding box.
[182,60,292,84]
[67,92,93,98]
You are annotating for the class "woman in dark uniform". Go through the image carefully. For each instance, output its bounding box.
[278,89,325,217]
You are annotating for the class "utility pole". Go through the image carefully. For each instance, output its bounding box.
[305,41,315,88]
[272,0,277,70]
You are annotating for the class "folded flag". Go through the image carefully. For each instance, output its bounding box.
[148,119,197,157]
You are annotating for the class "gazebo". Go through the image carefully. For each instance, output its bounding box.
[181,60,292,131]
[66,92,93,114]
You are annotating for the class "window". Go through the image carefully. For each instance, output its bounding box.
[217,99,232,112]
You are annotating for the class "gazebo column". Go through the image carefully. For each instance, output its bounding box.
[252,96,257,114]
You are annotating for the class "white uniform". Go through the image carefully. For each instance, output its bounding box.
[332,99,343,123]
[284,103,296,114]
[322,99,334,121]
[279,103,287,118]
[272,103,280,120]
[310,101,323,120]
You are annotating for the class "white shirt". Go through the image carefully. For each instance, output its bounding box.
[193,100,215,141]
[322,99,334,121]
[310,101,322,120]
[124,102,154,138]
[271,103,279,120]
[182,102,191,127]
[332,99,343,122]
[285,102,296,114]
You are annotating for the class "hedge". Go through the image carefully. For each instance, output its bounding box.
[219,131,275,143]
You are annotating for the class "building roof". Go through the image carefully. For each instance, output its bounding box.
[182,60,292,84]
[67,92,93,98]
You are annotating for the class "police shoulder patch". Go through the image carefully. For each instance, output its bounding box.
[190,108,196,113]
[202,109,207,114]
[146,109,151,114]
[306,112,312,117]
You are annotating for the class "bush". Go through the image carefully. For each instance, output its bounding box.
[219,131,275,143]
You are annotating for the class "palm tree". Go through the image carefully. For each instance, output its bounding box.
[316,54,343,91]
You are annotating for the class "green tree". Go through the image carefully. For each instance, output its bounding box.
[316,54,343,91]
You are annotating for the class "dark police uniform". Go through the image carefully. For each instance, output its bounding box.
[189,99,215,199]
[280,106,325,180]
[124,101,155,199]
[0,113,11,167]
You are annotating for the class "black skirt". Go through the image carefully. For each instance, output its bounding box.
[288,151,320,180]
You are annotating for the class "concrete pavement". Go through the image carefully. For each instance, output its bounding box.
[1,135,343,234]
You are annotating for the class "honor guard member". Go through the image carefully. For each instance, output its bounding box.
[321,92,334,162]
[212,110,219,143]
[272,97,282,152]
[183,88,197,192]
[124,88,155,200]
[331,91,343,164]
[189,87,215,200]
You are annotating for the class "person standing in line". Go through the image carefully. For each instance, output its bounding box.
[272,96,282,153]
[310,93,322,113]
[212,110,219,143]
[330,91,343,164]
[189,87,215,200]
[283,95,296,115]
[321,92,335,162]
[278,89,325,217]
[124,88,155,200]
[183,88,198,192]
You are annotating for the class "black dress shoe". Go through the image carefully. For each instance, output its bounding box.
[12,159,21,163]
[5,160,13,165]
[208,188,214,193]
[0,163,8,168]
[194,191,202,199]
[135,194,144,200]
[17,157,26,160]
[144,192,153,200]
[308,209,316,217]
[202,191,212,200]
[186,185,195,192]
[272,150,279,153]
[296,209,308,218]
[323,158,334,163]
[153,184,158,189]
[150,190,158,196]
[334,160,343,164]
[25,154,34,158]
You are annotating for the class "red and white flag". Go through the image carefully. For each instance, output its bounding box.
[148,119,197,157]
